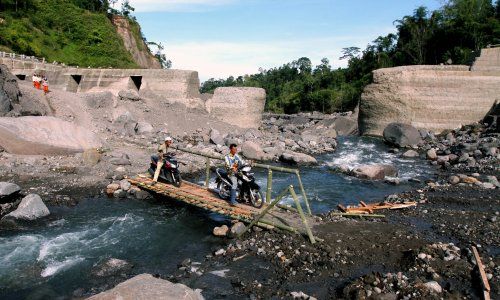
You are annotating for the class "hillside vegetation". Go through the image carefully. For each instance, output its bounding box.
[0,0,141,68]
[201,0,500,114]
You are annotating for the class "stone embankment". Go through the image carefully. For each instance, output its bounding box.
[359,47,500,136]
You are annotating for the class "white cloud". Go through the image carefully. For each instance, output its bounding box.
[163,36,377,82]
[118,0,236,12]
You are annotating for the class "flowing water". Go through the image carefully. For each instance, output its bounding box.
[0,136,435,298]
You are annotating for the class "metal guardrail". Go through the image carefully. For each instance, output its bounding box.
[0,51,45,63]
[173,145,313,216]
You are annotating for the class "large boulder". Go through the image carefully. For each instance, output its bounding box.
[118,89,142,101]
[113,111,137,136]
[87,273,203,300]
[205,87,266,128]
[3,194,50,220]
[383,123,422,147]
[318,116,358,135]
[280,151,317,165]
[241,141,272,161]
[0,116,102,155]
[209,129,225,146]
[0,64,20,116]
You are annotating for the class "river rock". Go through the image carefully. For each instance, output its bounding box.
[230,222,246,237]
[82,148,101,166]
[280,151,317,165]
[120,179,131,191]
[241,141,270,161]
[402,150,419,158]
[448,176,460,185]
[106,183,120,196]
[381,164,398,177]
[113,111,137,136]
[0,64,20,116]
[134,122,153,135]
[426,149,437,160]
[135,190,151,200]
[210,129,225,146]
[118,89,141,101]
[113,189,126,198]
[0,116,102,155]
[422,281,442,294]
[0,182,21,199]
[485,176,500,188]
[213,225,229,237]
[3,194,49,220]
[92,258,132,277]
[328,116,357,135]
[352,165,386,180]
[109,153,131,165]
[87,273,203,300]
[383,123,422,147]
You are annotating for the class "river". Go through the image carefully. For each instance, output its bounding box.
[0,136,434,298]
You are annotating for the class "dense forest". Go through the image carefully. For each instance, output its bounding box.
[200,0,500,114]
[0,0,153,68]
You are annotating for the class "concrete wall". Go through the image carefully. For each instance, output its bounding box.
[0,57,202,107]
[359,48,500,136]
[205,87,266,129]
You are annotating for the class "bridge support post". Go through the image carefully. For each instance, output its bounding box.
[237,185,291,238]
[266,169,272,203]
[289,186,315,244]
[205,157,210,187]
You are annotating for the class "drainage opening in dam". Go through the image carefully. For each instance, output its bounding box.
[15,75,26,80]
[67,75,83,93]
[129,76,142,91]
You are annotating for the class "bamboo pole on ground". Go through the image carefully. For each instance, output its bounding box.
[328,212,386,218]
[289,187,315,244]
[472,246,491,300]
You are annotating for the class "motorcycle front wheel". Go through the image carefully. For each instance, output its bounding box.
[250,190,264,208]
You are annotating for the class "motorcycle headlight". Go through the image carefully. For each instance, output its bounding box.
[242,166,251,172]
[170,164,177,169]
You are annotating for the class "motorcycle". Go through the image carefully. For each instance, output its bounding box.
[215,164,264,208]
[148,154,182,187]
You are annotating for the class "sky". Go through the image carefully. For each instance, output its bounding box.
[119,0,443,82]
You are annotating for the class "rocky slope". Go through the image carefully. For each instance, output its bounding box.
[111,16,161,69]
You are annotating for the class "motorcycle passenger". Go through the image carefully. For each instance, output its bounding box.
[153,136,174,182]
[225,143,245,206]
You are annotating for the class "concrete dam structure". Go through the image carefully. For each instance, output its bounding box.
[359,47,500,136]
[0,56,201,105]
[0,53,267,128]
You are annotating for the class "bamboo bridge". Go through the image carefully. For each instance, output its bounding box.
[127,146,321,243]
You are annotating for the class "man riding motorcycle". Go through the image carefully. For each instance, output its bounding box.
[225,143,244,206]
[153,136,174,182]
